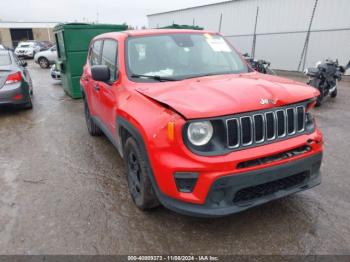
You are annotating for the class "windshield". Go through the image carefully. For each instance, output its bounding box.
[126,33,248,81]
[0,52,11,66]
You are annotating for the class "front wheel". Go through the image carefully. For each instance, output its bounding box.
[38,57,49,69]
[330,83,338,98]
[124,137,159,210]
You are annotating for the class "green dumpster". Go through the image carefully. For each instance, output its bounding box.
[53,23,128,98]
[159,24,204,30]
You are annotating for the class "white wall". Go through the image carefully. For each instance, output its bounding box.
[148,0,350,74]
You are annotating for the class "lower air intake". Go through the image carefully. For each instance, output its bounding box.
[233,171,309,204]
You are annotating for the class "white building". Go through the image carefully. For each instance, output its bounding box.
[148,0,350,73]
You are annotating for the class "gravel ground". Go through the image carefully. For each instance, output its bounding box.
[0,61,349,255]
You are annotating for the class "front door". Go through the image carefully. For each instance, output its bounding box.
[98,39,119,133]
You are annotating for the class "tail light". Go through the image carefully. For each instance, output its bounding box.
[5,72,22,85]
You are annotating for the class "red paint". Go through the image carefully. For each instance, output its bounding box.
[80,29,323,205]
[5,72,22,85]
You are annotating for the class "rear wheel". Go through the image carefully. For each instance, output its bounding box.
[83,98,102,136]
[124,137,159,210]
[38,57,49,69]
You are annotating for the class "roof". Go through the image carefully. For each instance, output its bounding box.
[0,21,59,28]
[147,0,233,16]
[53,23,128,31]
[96,29,216,38]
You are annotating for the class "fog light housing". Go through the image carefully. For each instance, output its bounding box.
[174,172,198,193]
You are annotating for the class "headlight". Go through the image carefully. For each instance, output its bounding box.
[187,121,213,146]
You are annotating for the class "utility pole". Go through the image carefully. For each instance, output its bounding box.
[298,0,319,71]
[218,13,223,33]
[251,6,259,59]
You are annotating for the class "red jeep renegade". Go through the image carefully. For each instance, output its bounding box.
[80,29,323,217]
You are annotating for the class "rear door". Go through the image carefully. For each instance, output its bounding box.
[98,39,118,133]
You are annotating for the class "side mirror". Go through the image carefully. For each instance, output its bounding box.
[91,65,110,82]
[21,60,27,67]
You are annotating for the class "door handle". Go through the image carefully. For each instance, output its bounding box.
[93,83,100,91]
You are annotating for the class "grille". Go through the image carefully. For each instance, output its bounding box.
[233,171,309,204]
[226,105,306,149]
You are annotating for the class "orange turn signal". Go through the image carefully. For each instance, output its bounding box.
[167,122,175,141]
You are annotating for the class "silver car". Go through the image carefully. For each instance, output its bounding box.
[14,41,41,58]
[34,46,58,68]
[0,49,33,109]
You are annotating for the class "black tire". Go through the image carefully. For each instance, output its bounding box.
[330,86,338,98]
[124,137,159,210]
[38,57,49,69]
[83,98,102,136]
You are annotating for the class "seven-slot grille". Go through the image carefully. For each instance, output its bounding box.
[226,105,306,149]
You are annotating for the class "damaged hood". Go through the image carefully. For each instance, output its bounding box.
[136,73,319,119]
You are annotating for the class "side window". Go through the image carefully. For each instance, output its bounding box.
[101,40,118,82]
[90,40,102,66]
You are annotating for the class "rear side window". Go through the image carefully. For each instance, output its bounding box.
[90,40,102,66]
[101,40,118,82]
[0,52,11,66]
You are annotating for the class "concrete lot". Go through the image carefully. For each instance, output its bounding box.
[0,61,349,255]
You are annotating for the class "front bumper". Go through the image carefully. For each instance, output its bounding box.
[51,71,61,79]
[158,153,322,217]
[15,52,34,58]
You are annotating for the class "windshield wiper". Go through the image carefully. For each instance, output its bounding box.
[131,74,178,82]
[181,71,237,80]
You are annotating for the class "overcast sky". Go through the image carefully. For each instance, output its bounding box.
[0,0,225,27]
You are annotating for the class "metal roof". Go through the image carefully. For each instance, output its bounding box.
[147,0,235,17]
[0,21,60,28]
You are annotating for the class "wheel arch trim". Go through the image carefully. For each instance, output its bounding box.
[117,116,162,196]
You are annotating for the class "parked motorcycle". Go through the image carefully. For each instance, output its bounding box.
[304,59,350,106]
[243,53,276,75]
